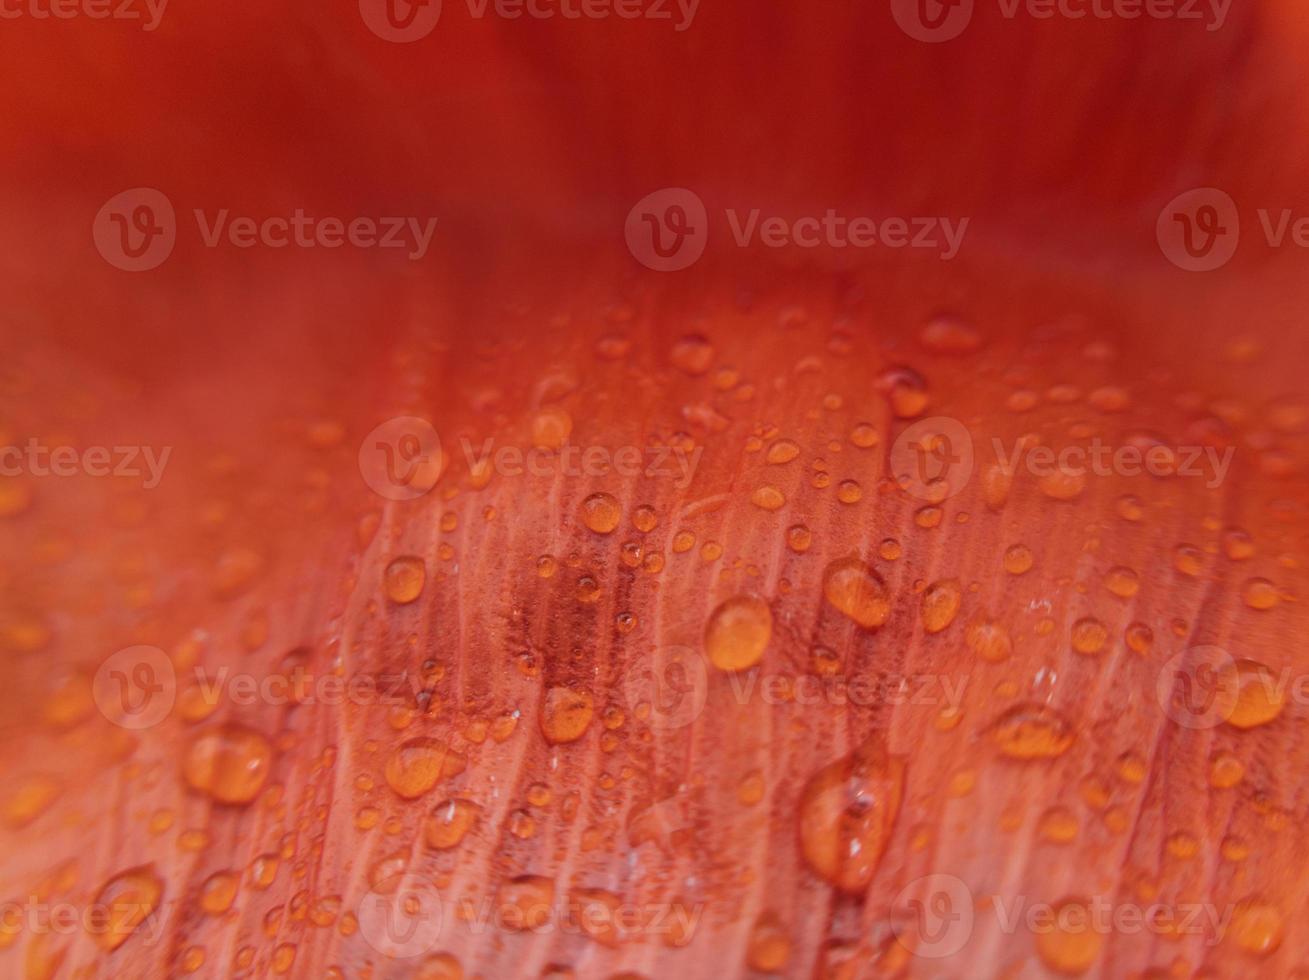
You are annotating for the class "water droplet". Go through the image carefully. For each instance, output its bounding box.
[1242,578,1280,610]
[1039,806,1079,843]
[875,366,928,418]
[738,770,766,805]
[836,480,863,504]
[1223,528,1255,560]
[1125,622,1153,653]
[849,423,880,449]
[1038,467,1086,501]
[1003,544,1033,575]
[1034,898,1103,974]
[531,407,573,450]
[797,737,904,893]
[541,686,594,744]
[1174,545,1204,577]
[822,558,891,630]
[705,595,772,672]
[766,440,801,465]
[384,556,426,604]
[93,866,163,951]
[1229,899,1283,956]
[991,704,1074,759]
[1088,386,1129,412]
[580,493,621,534]
[200,871,238,915]
[786,524,811,553]
[492,874,552,931]
[183,726,273,805]
[746,913,792,972]
[1222,659,1285,729]
[384,738,466,799]
[1104,566,1139,598]
[671,334,715,375]
[1070,618,1108,656]
[424,799,481,849]
[632,505,658,533]
[918,314,981,354]
[2,774,61,828]
[981,465,1012,510]
[966,619,1012,662]
[1116,752,1146,783]
[921,579,961,633]
[1210,753,1244,788]
[751,485,786,511]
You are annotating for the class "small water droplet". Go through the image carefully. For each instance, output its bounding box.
[822,558,891,630]
[705,595,772,672]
